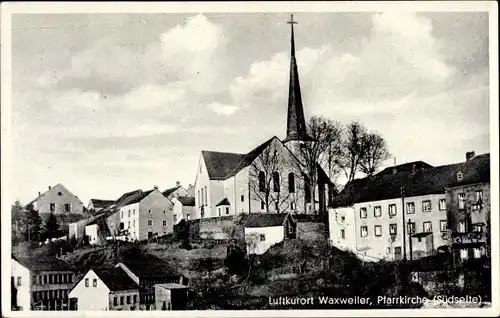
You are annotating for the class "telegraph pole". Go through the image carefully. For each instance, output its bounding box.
[401,186,407,261]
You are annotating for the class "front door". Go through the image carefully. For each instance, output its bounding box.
[394,246,402,260]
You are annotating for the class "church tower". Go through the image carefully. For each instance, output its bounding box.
[283,14,313,150]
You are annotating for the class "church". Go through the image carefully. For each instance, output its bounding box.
[194,15,335,219]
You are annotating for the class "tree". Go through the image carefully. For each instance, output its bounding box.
[248,141,294,213]
[11,200,23,241]
[338,121,369,183]
[42,213,60,240]
[292,116,343,215]
[21,204,42,242]
[359,132,391,177]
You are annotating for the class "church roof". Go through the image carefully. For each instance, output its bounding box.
[201,151,246,180]
[225,137,277,178]
[215,198,230,207]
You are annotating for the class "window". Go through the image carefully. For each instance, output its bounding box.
[134,209,136,215]
[423,221,432,233]
[50,203,55,212]
[260,234,266,241]
[439,199,446,211]
[201,188,204,206]
[187,214,191,221]
[128,210,130,217]
[258,171,266,192]
[173,215,177,223]
[406,202,415,214]
[374,225,382,237]
[114,296,118,306]
[205,186,207,205]
[341,216,345,222]
[54,274,58,283]
[148,220,153,226]
[389,204,397,216]
[291,202,296,210]
[226,207,229,214]
[389,224,397,235]
[374,206,382,217]
[408,222,416,234]
[49,275,53,284]
[261,201,265,210]
[120,222,124,230]
[273,172,280,192]
[44,275,47,284]
[460,248,468,260]
[340,229,345,239]
[128,221,130,229]
[439,220,447,232]
[59,274,63,282]
[360,226,368,237]
[458,193,466,210]
[58,192,62,196]
[85,278,89,287]
[241,195,244,202]
[17,277,21,286]
[457,171,463,181]
[120,296,125,305]
[65,204,71,212]
[472,224,483,233]
[387,247,391,254]
[458,221,466,233]
[360,207,367,219]
[133,295,138,303]
[162,221,167,227]
[148,209,152,214]
[473,248,482,259]
[475,190,483,202]
[127,295,131,304]
[93,279,97,287]
[163,210,165,214]
[422,200,431,212]
[133,220,136,227]
[288,173,295,193]
[121,211,123,218]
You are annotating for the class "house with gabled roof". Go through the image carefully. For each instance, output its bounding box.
[162,181,191,200]
[243,213,297,254]
[87,199,114,214]
[171,196,195,224]
[25,183,84,215]
[68,267,140,311]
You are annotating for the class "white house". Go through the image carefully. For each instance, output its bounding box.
[68,267,139,311]
[162,182,192,201]
[328,206,357,253]
[11,255,76,311]
[244,213,297,255]
[25,183,84,215]
[171,196,195,224]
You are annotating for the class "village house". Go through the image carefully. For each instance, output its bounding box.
[11,255,77,311]
[87,199,114,214]
[114,261,188,310]
[194,16,334,220]
[445,152,490,262]
[25,184,84,215]
[68,267,140,311]
[162,182,192,201]
[328,152,490,262]
[68,214,100,242]
[84,187,174,244]
[244,213,297,255]
[171,196,195,224]
[154,283,189,310]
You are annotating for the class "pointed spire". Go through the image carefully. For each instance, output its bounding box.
[284,14,310,143]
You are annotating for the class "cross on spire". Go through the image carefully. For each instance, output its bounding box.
[287,14,297,25]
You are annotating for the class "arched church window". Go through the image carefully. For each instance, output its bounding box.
[288,173,295,193]
[273,172,280,192]
[258,171,266,192]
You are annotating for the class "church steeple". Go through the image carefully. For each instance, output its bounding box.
[284,14,311,144]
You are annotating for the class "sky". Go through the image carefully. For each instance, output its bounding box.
[10,11,490,205]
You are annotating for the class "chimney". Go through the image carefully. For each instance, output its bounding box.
[466,151,475,162]
[48,186,51,190]
[176,181,180,187]
[38,191,41,197]
[154,185,158,190]
[392,157,397,174]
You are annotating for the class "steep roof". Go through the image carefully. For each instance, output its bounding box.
[12,255,75,272]
[177,196,195,206]
[225,137,277,178]
[25,183,83,207]
[201,150,246,180]
[162,186,180,198]
[331,153,490,208]
[377,161,434,176]
[119,260,181,279]
[114,189,155,207]
[89,199,114,209]
[244,213,293,228]
[215,198,230,207]
[93,267,139,291]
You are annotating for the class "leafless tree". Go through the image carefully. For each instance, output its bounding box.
[292,116,343,214]
[338,121,369,183]
[248,141,293,213]
[359,132,391,177]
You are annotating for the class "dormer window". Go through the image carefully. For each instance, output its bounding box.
[457,171,463,181]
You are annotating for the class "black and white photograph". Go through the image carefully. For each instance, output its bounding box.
[1,1,498,316]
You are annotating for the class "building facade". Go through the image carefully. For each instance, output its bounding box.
[25,184,84,215]
[172,196,195,224]
[445,152,490,263]
[329,153,490,262]
[11,255,77,311]
[68,268,140,311]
